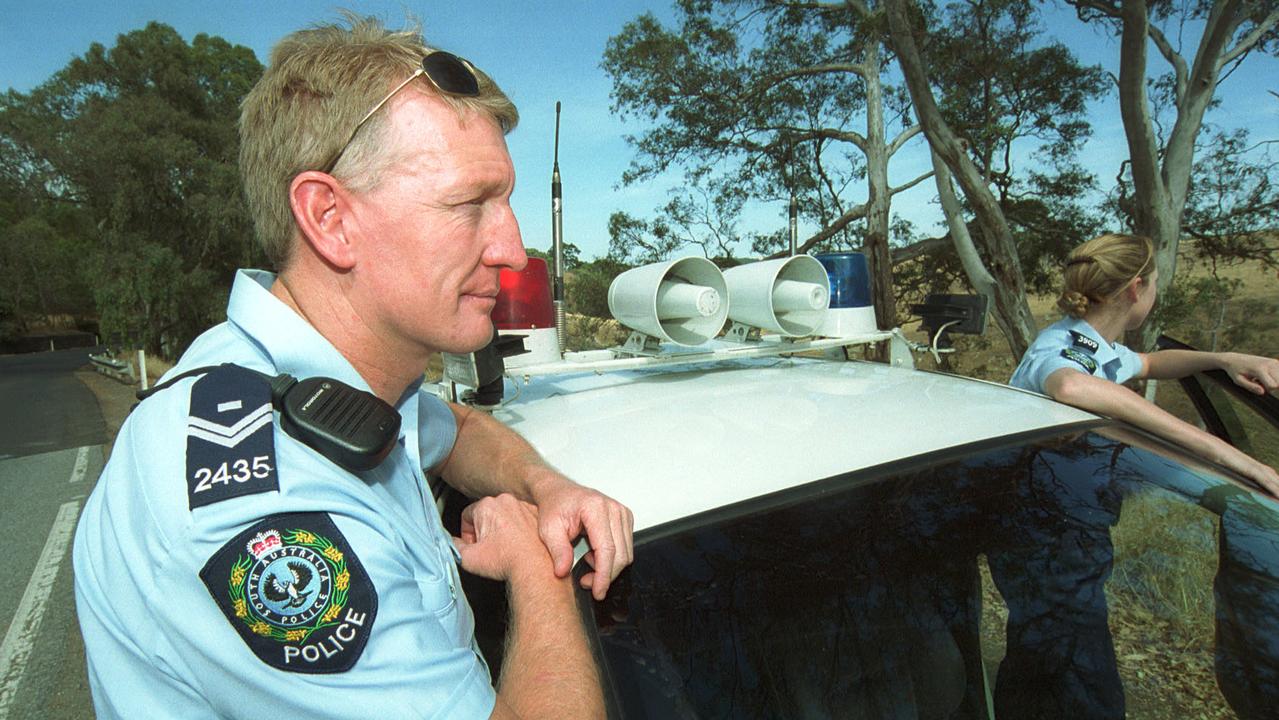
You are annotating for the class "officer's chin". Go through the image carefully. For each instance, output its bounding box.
[442,320,499,356]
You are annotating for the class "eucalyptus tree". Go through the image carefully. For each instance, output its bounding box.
[0,22,262,356]
[884,0,1109,358]
[1066,0,1279,350]
[604,0,931,327]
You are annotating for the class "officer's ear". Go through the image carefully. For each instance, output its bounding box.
[289,171,357,271]
[1122,276,1143,304]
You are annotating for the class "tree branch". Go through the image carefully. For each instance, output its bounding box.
[888,169,934,196]
[886,123,924,156]
[890,235,949,264]
[1067,0,1121,20]
[1145,23,1188,104]
[1218,8,1279,68]
[763,125,869,151]
[768,0,865,14]
[748,63,875,101]
[765,203,869,259]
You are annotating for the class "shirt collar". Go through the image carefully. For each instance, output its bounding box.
[226,270,424,439]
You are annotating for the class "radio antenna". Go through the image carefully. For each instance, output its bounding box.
[788,143,798,256]
[551,102,566,354]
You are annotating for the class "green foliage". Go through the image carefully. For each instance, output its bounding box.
[525,241,583,272]
[927,0,1108,289]
[0,22,263,356]
[603,1,887,260]
[607,210,685,264]
[932,1,1107,178]
[0,213,94,325]
[565,256,632,318]
[1182,127,1279,269]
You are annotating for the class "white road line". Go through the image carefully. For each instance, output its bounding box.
[68,446,90,484]
[0,499,82,720]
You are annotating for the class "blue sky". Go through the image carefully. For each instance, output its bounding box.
[2,1,1275,261]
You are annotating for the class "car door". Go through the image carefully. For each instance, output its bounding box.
[1157,335,1279,471]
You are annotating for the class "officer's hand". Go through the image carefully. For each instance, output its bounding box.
[453,494,551,582]
[532,475,634,601]
[1222,353,1279,395]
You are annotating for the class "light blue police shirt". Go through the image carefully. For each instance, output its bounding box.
[73,270,497,719]
[1009,316,1145,394]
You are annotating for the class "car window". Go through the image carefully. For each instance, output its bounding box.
[1154,336,1279,470]
[591,430,1279,719]
[1155,370,1279,471]
[1194,378,1279,469]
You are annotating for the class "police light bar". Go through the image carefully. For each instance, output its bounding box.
[814,252,877,336]
[493,257,555,330]
[490,257,562,369]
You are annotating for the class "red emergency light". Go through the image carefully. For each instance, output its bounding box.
[492,257,556,330]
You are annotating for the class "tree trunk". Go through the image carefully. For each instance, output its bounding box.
[1113,0,1275,351]
[862,40,897,331]
[932,151,999,303]
[885,0,1038,359]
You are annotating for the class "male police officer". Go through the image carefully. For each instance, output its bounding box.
[73,16,630,719]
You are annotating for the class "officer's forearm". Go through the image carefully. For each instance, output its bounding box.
[437,403,555,503]
[493,566,604,719]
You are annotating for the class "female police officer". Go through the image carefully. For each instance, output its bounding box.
[1010,232,1279,496]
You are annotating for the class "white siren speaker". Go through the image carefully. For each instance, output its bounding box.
[608,256,730,346]
[723,255,830,336]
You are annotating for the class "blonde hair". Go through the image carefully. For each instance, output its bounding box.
[1057,233,1155,317]
[239,14,519,269]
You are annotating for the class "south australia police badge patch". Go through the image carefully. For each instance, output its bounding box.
[200,513,378,673]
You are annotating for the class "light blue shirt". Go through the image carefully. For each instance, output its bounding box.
[1010,316,1145,394]
[73,270,496,719]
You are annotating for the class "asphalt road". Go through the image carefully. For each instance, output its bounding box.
[0,348,107,720]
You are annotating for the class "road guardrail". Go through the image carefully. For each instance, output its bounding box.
[88,352,136,384]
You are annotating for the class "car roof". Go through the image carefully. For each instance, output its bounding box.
[494,357,1099,534]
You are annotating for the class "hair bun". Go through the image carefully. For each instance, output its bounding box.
[1057,290,1090,318]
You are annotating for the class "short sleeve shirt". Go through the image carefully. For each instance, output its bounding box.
[73,270,496,719]
[1009,316,1145,395]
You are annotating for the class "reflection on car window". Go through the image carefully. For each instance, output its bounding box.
[593,431,1279,719]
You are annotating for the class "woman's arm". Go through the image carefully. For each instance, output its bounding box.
[1140,349,1279,395]
[1044,367,1279,497]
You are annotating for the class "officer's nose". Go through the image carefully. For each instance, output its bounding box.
[483,202,526,272]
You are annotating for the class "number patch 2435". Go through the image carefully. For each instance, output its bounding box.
[193,456,273,493]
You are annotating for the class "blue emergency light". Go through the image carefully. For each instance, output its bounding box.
[813,252,877,336]
[814,253,871,309]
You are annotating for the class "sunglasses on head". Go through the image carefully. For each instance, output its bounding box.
[319,50,481,174]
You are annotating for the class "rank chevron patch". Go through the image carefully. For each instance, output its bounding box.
[188,402,273,448]
[186,365,280,510]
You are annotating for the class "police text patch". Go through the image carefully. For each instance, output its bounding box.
[200,513,379,673]
[186,366,279,509]
[1061,348,1099,374]
[1069,330,1100,354]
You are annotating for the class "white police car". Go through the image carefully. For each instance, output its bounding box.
[438,254,1279,720]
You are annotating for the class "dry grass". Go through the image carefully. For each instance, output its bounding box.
[1107,493,1231,719]
[977,490,1233,720]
